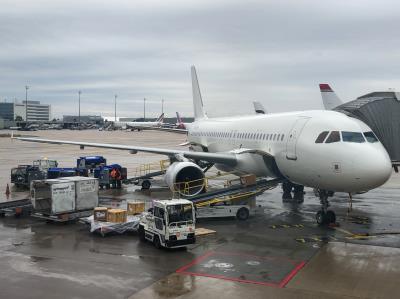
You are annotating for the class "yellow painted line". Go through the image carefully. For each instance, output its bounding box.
[331,226,355,236]
[345,234,376,240]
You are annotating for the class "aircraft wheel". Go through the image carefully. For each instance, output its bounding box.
[326,210,336,224]
[138,226,146,242]
[141,180,151,190]
[316,210,327,225]
[153,235,161,249]
[236,208,249,221]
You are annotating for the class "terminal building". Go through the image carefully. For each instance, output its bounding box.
[63,115,103,124]
[0,100,51,122]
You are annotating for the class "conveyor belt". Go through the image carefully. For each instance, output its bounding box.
[188,178,282,205]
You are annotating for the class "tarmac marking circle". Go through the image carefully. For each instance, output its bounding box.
[176,251,306,287]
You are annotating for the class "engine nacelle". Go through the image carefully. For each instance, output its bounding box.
[164,162,205,196]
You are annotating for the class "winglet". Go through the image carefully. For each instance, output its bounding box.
[319,83,343,110]
[191,66,207,120]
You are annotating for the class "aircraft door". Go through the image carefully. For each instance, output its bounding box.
[286,117,310,160]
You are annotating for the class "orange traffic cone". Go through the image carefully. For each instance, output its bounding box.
[5,183,10,199]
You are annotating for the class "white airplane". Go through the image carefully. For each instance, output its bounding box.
[319,84,343,110]
[13,67,392,225]
[114,113,165,131]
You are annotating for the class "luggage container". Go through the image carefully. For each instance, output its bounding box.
[58,177,99,210]
[31,179,76,214]
[30,177,99,222]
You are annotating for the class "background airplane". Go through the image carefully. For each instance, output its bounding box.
[113,113,164,131]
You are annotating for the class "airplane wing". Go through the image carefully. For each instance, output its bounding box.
[13,136,236,166]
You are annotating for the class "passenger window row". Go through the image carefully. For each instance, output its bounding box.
[315,131,379,144]
[192,131,285,142]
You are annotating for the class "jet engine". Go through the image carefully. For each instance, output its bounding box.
[164,162,205,196]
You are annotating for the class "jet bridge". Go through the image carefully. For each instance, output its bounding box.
[334,91,400,167]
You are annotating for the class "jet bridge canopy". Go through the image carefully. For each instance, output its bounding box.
[334,91,400,162]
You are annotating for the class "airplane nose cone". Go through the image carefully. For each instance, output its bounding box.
[352,148,392,191]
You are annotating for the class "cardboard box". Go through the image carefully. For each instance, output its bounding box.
[240,174,257,186]
[127,202,145,215]
[107,209,127,223]
[94,207,108,221]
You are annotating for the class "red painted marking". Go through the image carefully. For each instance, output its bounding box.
[176,251,307,288]
[216,251,299,264]
[319,83,333,92]
[177,271,280,287]
[278,261,306,288]
[176,251,215,273]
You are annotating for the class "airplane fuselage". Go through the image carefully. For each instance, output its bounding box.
[187,110,392,193]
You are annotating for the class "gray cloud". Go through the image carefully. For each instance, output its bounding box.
[1,0,399,119]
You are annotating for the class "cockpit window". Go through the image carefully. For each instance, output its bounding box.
[363,131,379,143]
[325,131,340,143]
[315,131,329,143]
[342,131,365,143]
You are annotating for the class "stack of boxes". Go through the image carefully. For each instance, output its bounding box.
[107,209,127,223]
[127,202,145,215]
[93,201,145,223]
[93,207,127,223]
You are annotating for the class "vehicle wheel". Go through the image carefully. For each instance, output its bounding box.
[138,226,145,242]
[142,180,151,190]
[153,235,161,249]
[316,210,326,225]
[236,208,249,221]
[326,210,336,224]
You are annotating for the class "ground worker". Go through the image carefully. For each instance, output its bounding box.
[110,167,122,189]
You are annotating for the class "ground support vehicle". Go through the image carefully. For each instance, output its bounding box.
[196,203,254,220]
[47,167,88,179]
[94,164,127,189]
[77,156,107,172]
[11,165,46,188]
[138,199,196,249]
[33,159,58,171]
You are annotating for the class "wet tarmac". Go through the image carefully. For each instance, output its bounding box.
[0,130,399,299]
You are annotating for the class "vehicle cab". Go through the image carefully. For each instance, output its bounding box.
[139,199,196,249]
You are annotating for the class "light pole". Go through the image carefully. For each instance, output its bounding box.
[25,86,29,123]
[78,90,81,128]
[162,99,164,114]
[143,98,146,121]
[114,94,117,122]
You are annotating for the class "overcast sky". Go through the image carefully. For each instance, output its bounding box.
[1,0,399,119]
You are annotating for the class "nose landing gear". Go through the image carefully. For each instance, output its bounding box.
[316,189,336,225]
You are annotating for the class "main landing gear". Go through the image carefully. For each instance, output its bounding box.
[316,189,336,225]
